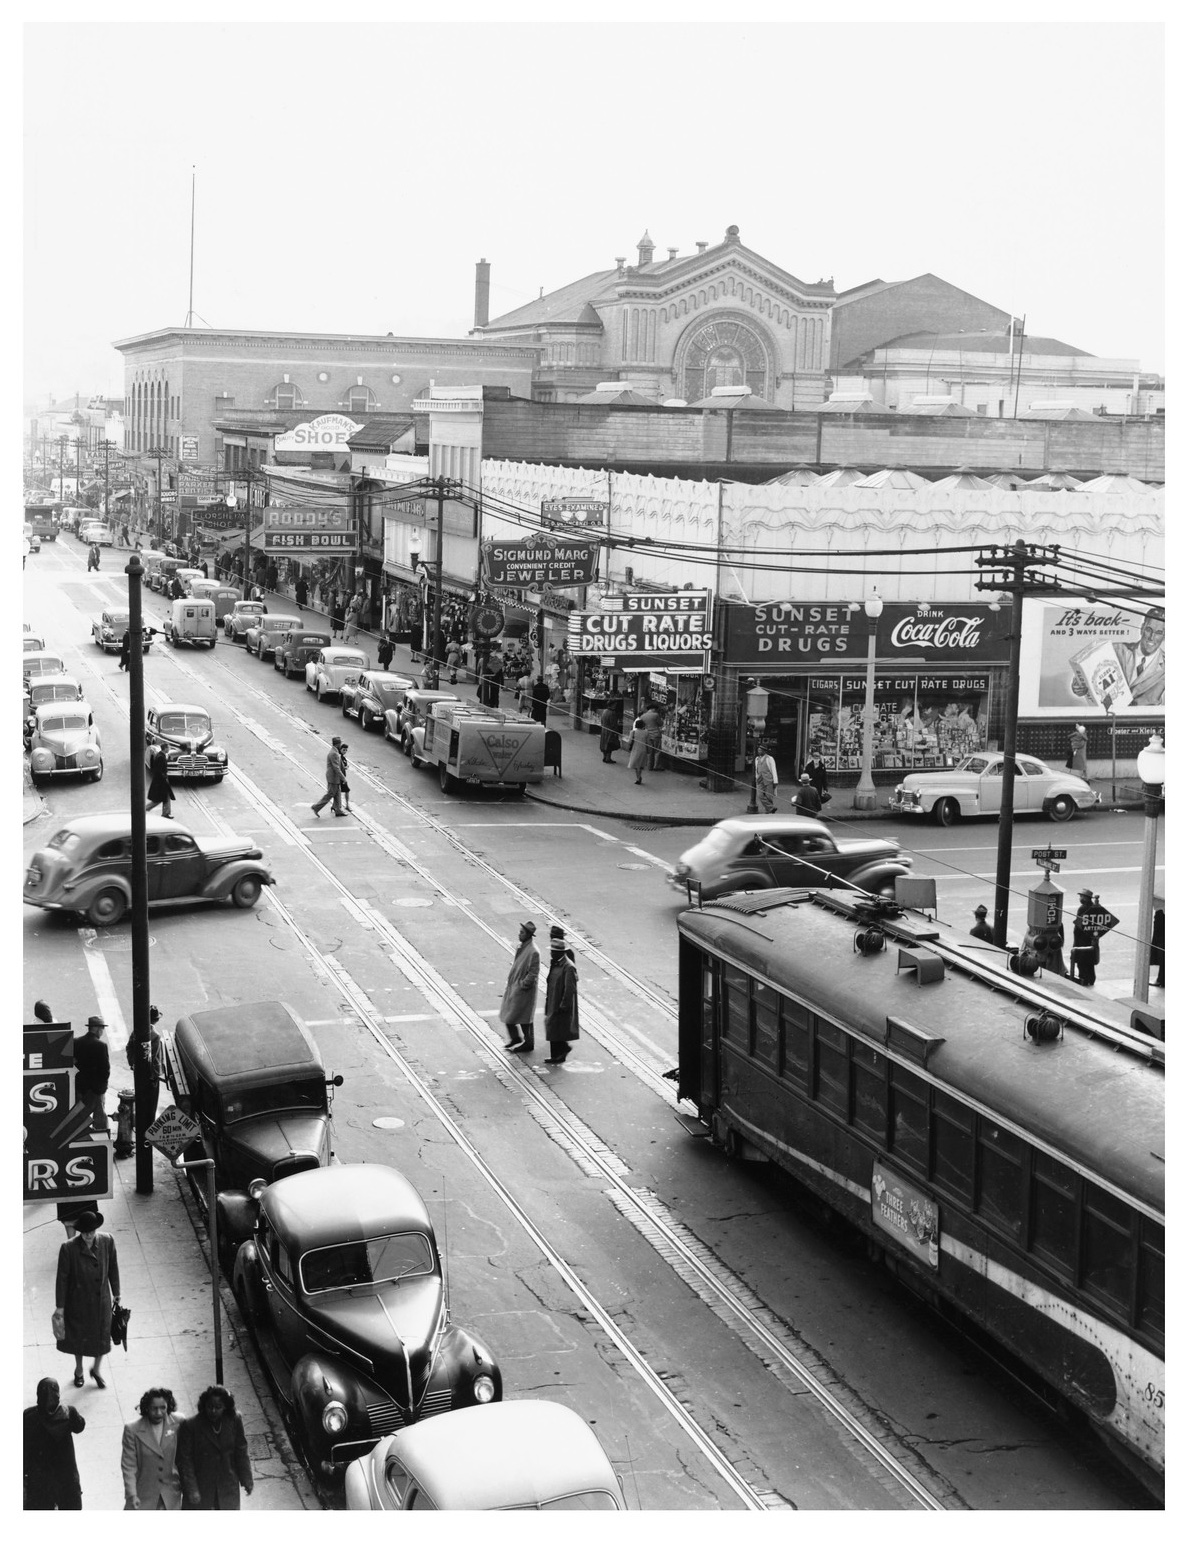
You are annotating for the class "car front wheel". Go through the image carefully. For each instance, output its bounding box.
[1047,795,1077,822]
[231,876,263,909]
[341,698,351,718]
[87,888,125,927]
[934,797,960,827]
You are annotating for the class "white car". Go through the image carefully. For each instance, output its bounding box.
[23,522,41,554]
[80,522,114,546]
[305,646,370,702]
[889,752,1100,826]
[27,702,103,785]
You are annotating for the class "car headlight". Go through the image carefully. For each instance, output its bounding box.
[473,1374,496,1404]
[322,1400,349,1435]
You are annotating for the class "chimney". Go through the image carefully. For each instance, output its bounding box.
[615,256,627,276]
[637,230,654,267]
[473,258,491,329]
[695,240,708,253]
[667,247,677,261]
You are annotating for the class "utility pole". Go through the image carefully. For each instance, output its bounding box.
[58,436,68,500]
[125,554,154,1194]
[145,447,169,546]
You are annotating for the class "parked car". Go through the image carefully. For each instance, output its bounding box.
[305,646,369,703]
[231,1163,502,1476]
[344,1401,625,1511]
[669,816,913,905]
[385,689,463,753]
[24,523,41,554]
[165,1000,341,1264]
[244,614,303,660]
[24,674,85,739]
[274,629,333,679]
[23,651,67,684]
[147,555,186,593]
[23,814,274,926]
[23,629,46,652]
[26,703,103,786]
[341,670,419,731]
[188,579,240,622]
[169,597,217,649]
[224,599,267,641]
[91,608,152,654]
[146,703,229,781]
[889,753,1100,826]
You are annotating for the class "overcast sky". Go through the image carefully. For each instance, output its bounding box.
[22,18,1164,405]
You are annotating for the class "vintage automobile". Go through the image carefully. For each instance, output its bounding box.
[344,1401,625,1511]
[224,599,268,641]
[23,651,67,684]
[147,555,186,593]
[384,689,463,753]
[188,579,241,623]
[91,608,153,654]
[26,703,104,786]
[341,670,419,731]
[146,703,229,781]
[244,614,304,660]
[165,1000,342,1264]
[274,629,333,679]
[232,1163,502,1476]
[79,522,113,546]
[669,816,913,905]
[23,630,45,652]
[24,522,41,554]
[889,752,1100,826]
[23,814,274,926]
[305,646,370,703]
[24,675,85,739]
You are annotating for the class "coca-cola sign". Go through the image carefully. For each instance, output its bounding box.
[723,601,1006,666]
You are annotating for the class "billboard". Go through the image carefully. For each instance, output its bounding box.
[1020,599,1165,718]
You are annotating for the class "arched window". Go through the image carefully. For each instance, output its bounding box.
[268,382,305,410]
[347,383,378,413]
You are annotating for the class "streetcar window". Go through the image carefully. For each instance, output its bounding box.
[930,1091,974,1201]
[851,1044,888,1144]
[889,1064,928,1172]
[1030,1153,1079,1276]
[779,998,810,1090]
[722,966,750,1051]
[1081,1183,1133,1315]
[813,1018,849,1117]
[1136,1221,1164,1341]
[752,982,778,1066]
[977,1122,1025,1238]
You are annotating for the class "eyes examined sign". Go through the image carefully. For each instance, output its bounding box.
[567,591,713,669]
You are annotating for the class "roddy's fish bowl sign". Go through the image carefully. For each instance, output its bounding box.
[274,414,363,452]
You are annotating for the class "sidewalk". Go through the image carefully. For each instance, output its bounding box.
[23,1152,316,1509]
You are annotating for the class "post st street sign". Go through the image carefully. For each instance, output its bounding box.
[145,1105,203,1163]
[23,1023,114,1204]
[1032,849,1068,861]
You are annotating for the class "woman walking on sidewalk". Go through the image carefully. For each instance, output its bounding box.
[330,594,345,641]
[121,1386,183,1510]
[54,1209,120,1390]
[178,1386,253,1510]
[627,715,649,784]
[599,697,623,762]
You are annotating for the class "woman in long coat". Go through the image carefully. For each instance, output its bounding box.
[626,714,649,784]
[24,1377,85,1509]
[500,921,540,1053]
[599,698,623,762]
[544,928,580,1065]
[55,1210,120,1388]
[1066,723,1088,778]
[177,1386,253,1510]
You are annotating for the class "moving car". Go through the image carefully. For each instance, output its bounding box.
[146,703,229,781]
[25,505,59,542]
[23,814,274,926]
[889,753,1100,826]
[147,555,186,593]
[305,646,369,702]
[344,1401,625,1511]
[274,629,333,678]
[669,816,912,905]
[169,597,217,648]
[224,599,267,641]
[23,651,67,684]
[79,522,113,546]
[26,703,103,785]
[385,689,463,753]
[165,1000,342,1263]
[232,1163,502,1476]
[244,613,303,660]
[341,670,419,731]
[91,609,152,654]
[24,675,85,739]
[410,704,544,793]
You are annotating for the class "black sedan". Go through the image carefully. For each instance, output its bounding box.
[340,670,420,731]
[145,703,229,782]
[668,816,913,904]
[232,1163,501,1476]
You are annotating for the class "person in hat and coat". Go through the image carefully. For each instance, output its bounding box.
[792,773,822,817]
[754,740,778,814]
[599,697,623,762]
[1070,889,1103,986]
[969,905,995,944]
[121,1386,183,1510]
[544,926,580,1066]
[54,1209,121,1390]
[1066,724,1088,778]
[145,743,175,820]
[24,1376,86,1509]
[177,1385,253,1510]
[73,1015,111,1134]
[501,922,540,1053]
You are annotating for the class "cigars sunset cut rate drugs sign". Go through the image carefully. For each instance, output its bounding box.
[567,590,713,670]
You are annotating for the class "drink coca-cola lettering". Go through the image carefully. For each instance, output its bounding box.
[888,615,984,651]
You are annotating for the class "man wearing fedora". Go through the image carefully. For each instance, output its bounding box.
[1070,889,1103,986]
[544,926,580,1066]
[500,921,540,1054]
[969,905,995,945]
[73,1015,111,1134]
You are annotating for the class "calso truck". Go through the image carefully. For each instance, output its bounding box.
[412,703,545,794]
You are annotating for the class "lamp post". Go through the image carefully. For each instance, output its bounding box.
[744,682,770,813]
[1132,734,1165,1000]
[852,592,884,811]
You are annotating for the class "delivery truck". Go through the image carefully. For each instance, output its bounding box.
[411,703,546,794]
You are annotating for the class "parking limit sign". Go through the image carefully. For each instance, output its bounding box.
[145,1105,202,1162]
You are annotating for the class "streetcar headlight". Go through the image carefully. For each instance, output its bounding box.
[322,1400,348,1435]
[473,1374,496,1404]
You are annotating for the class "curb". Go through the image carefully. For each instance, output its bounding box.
[523,789,727,826]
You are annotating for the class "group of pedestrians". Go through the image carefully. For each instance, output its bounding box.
[598,699,666,785]
[499,921,580,1065]
[968,888,1127,988]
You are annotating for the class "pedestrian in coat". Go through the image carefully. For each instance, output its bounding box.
[122,1387,183,1510]
[530,675,550,725]
[627,714,650,784]
[54,1209,121,1389]
[791,773,822,817]
[754,741,778,813]
[806,758,830,801]
[599,698,623,762]
[87,543,100,572]
[637,702,664,770]
[177,1386,253,1510]
[1066,724,1088,778]
[146,743,175,818]
[969,905,995,944]
[501,922,540,1053]
[344,600,360,643]
[1070,889,1102,986]
[118,630,132,672]
[295,575,308,608]
[446,638,463,684]
[377,635,395,671]
[544,926,580,1066]
[311,738,346,817]
[24,1377,85,1510]
[73,1015,111,1134]
[126,1004,166,1126]
[331,597,346,640]
[338,741,353,813]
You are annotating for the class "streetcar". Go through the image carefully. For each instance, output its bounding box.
[674,887,1164,1498]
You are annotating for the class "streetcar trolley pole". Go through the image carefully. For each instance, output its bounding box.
[145,1105,223,1384]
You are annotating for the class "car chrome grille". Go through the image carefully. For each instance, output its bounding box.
[58,755,78,770]
[367,1400,407,1435]
[416,1388,453,1420]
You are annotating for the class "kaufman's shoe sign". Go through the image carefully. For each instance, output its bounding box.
[274,414,363,451]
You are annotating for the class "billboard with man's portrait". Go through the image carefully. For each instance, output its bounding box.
[1020,599,1165,718]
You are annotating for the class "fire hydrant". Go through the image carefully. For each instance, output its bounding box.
[113,1089,136,1159]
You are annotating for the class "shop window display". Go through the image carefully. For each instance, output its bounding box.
[808,675,990,772]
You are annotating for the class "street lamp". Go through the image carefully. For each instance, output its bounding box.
[1132,733,1165,1000]
[852,591,884,811]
